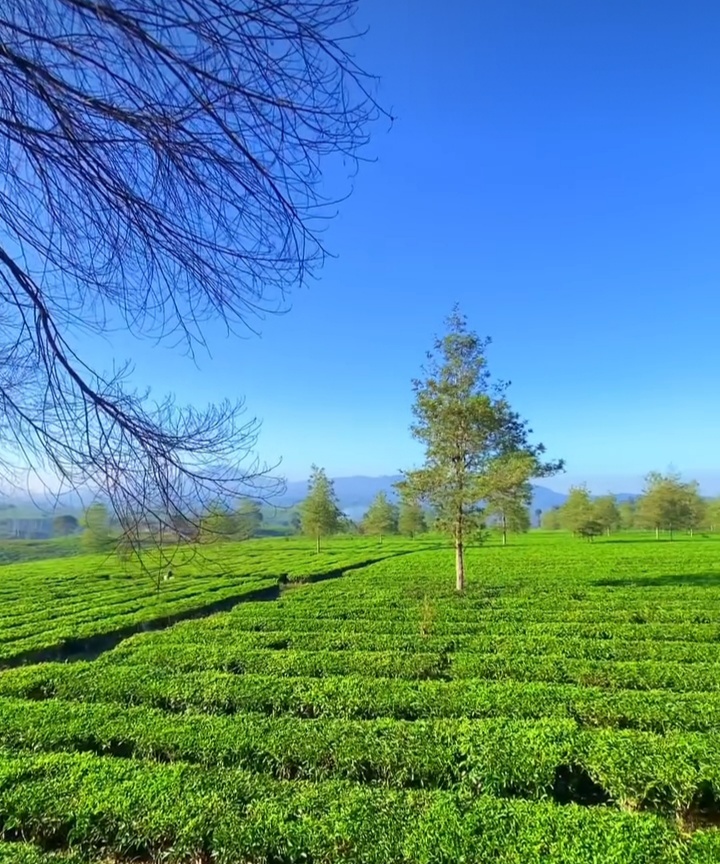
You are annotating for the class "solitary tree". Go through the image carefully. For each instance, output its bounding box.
[53,514,79,537]
[0,0,384,550]
[235,500,263,541]
[398,497,428,538]
[399,309,562,591]
[362,492,399,543]
[534,508,543,528]
[299,466,342,553]
[81,503,112,553]
[593,495,621,536]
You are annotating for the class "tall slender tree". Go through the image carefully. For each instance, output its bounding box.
[399,308,562,591]
[299,466,342,553]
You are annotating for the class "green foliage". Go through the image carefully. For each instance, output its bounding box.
[704,498,720,532]
[618,500,637,530]
[52,514,78,536]
[4,535,720,861]
[80,502,112,553]
[235,499,263,540]
[541,507,563,530]
[362,492,398,540]
[400,307,562,589]
[558,485,594,535]
[199,500,238,543]
[593,495,621,535]
[397,496,427,537]
[636,472,699,539]
[577,519,604,541]
[298,465,342,551]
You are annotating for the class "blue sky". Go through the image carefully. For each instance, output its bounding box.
[86,0,720,494]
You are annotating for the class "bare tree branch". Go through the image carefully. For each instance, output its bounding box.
[0,0,386,544]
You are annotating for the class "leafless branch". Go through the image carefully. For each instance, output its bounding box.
[0,0,385,545]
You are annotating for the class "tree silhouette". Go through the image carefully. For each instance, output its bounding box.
[0,0,385,548]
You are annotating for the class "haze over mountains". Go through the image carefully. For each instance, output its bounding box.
[279,475,574,520]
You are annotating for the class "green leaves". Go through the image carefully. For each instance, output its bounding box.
[637,473,705,538]
[362,492,399,539]
[402,308,562,587]
[3,536,720,861]
[298,466,343,549]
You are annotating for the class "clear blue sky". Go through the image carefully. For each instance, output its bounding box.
[91,0,720,494]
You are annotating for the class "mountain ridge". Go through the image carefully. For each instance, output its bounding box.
[279,474,571,520]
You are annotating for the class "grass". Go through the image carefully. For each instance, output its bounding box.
[1,532,720,861]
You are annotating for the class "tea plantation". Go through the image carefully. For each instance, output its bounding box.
[1,534,720,862]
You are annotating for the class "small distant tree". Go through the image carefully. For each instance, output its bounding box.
[199,501,237,543]
[593,495,621,536]
[81,503,112,552]
[53,514,79,537]
[578,519,604,542]
[541,507,563,530]
[399,308,562,591]
[534,508,543,528]
[299,466,342,553]
[482,452,534,546]
[289,512,303,535]
[362,492,399,542]
[636,472,693,540]
[235,500,263,540]
[560,486,595,536]
[397,496,428,538]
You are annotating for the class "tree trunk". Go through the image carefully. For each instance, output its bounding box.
[316,534,320,554]
[690,527,694,538]
[455,538,465,592]
[669,527,673,541]
[501,514,507,547]
[655,527,659,540]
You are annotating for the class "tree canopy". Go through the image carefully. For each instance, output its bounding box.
[362,492,399,541]
[397,496,428,538]
[636,472,700,539]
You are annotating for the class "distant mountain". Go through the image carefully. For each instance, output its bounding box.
[279,475,574,521]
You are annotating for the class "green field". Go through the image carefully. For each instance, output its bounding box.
[1,534,720,862]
